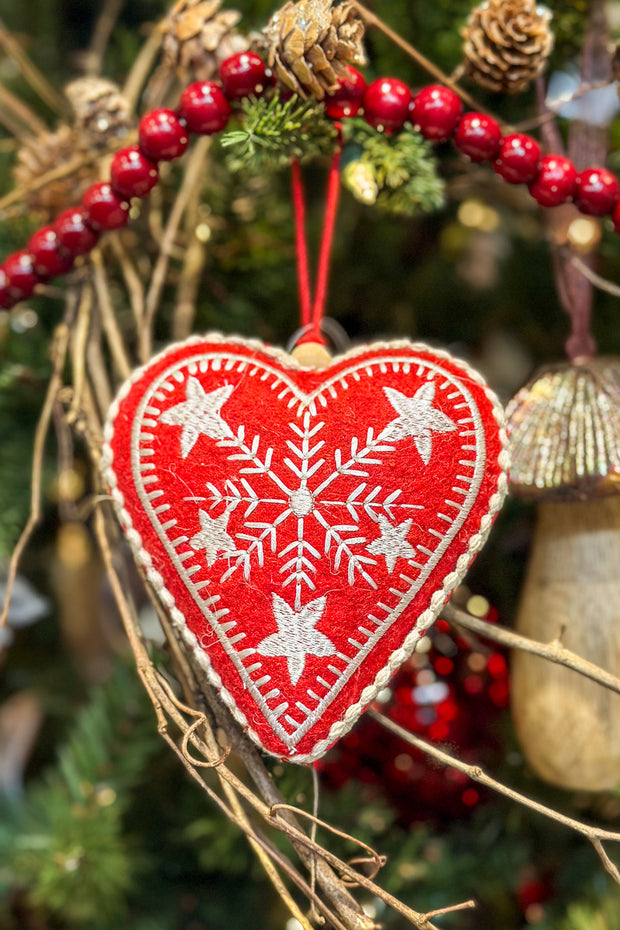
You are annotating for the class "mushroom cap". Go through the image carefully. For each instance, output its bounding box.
[506,357,620,500]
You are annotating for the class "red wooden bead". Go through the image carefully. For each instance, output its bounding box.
[575,167,620,216]
[363,77,412,133]
[0,267,18,308]
[82,182,130,230]
[54,207,100,255]
[494,133,541,185]
[138,108,189,161]
[453,112,502,161]
[528,155,578,208]
[219,51,268,99]
[178,82,232,135]
[28,227,74,277]
[410,85,462,142]
[325,65,367,119]
[2,250,41,300]
[110,146,159,199]
[612,198,620,235]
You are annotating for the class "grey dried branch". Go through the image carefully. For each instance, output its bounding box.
[0,19,66,114]
[370,709,620,884]
[0,324,69,629]
[442,602,620,697]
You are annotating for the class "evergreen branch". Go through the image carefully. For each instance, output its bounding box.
[220,93,338,173]
[342,120,445,217]
[0,661,160,927]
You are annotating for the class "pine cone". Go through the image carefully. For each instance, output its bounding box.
[262,0,366,100]
[65,77,131,149]
[463,0,554,94]
[161,0,249,81]
[13,126,96,220]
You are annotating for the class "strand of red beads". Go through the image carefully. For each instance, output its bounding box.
[1,52,619,311]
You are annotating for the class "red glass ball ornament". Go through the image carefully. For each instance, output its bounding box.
[575,166,620,216]
[138,108,189,161]
[82,182,130,231]
[110,146,159,199]
[53,208,99,256]
[178,82,232,135]
[363,77,412,132]
[28,227,74,277]
[219,51,268,99]
[0,267,18,308]
[494,134,541,184]
[2,250,41,300]
[325,65,367,119]
[454,112,502,161]
[410,85,462,142]
[528,155,578,208]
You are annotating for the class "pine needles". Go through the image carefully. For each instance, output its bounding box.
[220,92,338,173]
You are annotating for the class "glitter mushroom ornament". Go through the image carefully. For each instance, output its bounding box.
[507,358,620,791]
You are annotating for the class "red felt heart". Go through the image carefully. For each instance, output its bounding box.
[103,335,508,761]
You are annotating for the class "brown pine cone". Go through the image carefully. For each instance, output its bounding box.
[13,126,96,220]
[463,0,554,94]
[262,0,366,100]
[65,77,131,150]
[161,0,249,81]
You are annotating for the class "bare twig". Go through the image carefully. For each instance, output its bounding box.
[90,249,133,380]
[564,251,620,300]
[370,710,620,883]
[107,235,146,333]
[140,137,211,361]
[1,325,69,628]
[122,24,165,113]
[442,602,620,697]
[0,154,95,218]
[82,0,126,76]
[0,19,66,114]
[0,82,48,138]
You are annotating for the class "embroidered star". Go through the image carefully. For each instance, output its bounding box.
[257,594,335,686]
[160,378,234,458]
[190,509,238,567]
[367,515,415,573]
[378,382,456,464]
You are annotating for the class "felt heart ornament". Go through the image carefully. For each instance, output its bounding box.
[102,335,508,761]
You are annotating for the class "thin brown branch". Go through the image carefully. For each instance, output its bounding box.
[350,1,502,122]
[442,603,620,697]
[90,249,133,380]
[369,710,620,875]
[122,23,165,113]
[82,0,126,76]
[0,324,69,628]
[0,82,48,138]
[172,207,207,341]
[140,137,210,361]
[107,235,146,333]
[0,19,66,114]
[67,283,93,425]
[564,251,620,300]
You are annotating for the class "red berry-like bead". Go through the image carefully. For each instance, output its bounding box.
[28,227,74,277]
[110,146,159,199]
[494,133,541,184]
[138,108,189,161]
[219,51,268,99]
[363,77,412,133]
[0,267,18,309]
[82,182,130,231]
[54,207,99,256]
[528,155,578,208]
[178,82,232,135]
[325,65,366,119]
[410,85,462,142]
[454,112,502,161]
[575,167,620,216]
[2,250,41,300]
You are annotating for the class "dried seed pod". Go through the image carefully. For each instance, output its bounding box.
[262,0,366,100]
[161,0,249,82]
[462,0,554,95]
[13,126,95,220]
[65,77,132,149]
[508,358,620,791]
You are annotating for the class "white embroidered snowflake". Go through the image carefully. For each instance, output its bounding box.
[168,377,456,617]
